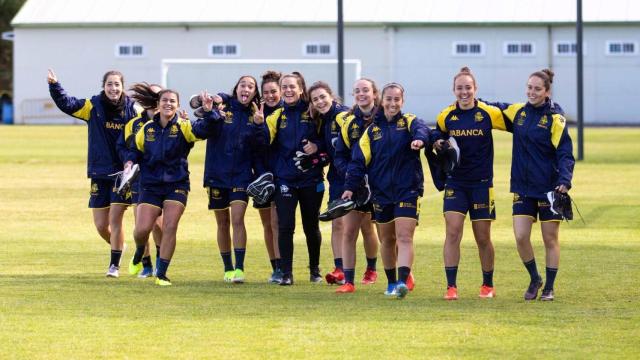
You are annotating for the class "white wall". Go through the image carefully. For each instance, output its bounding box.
[13,24,640,124]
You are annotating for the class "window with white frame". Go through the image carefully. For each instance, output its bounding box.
[303,42,333,56]
[554,41,589,56]
[115,44,145,58]
[503,41,535,56]
[452,42,485,56]
[606,41,637,56]
[209,43,239,57]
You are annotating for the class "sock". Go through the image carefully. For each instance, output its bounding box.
[398,266,411,284]
[344,268,355,284]
[366,257,377,271]
[110,250,122,267]
[482,269,494,287]
[384,268,397,285]
[544,267,558,291]
[234,248,246,271]
[142,256,152,269]
[220,251,234,272]
[445,266,458,288]
[270,259,276,271]
[523,258,541,282]
[133,245,146,264]
[275,258,281,271]
[156,258,171,279]
[155,245,161,259]
[334,258,343,270]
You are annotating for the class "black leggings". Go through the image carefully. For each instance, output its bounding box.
[275,184,324,275]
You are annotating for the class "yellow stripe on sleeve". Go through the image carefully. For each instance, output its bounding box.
[71,99,93,122]
[335,111,348,128]
[478,101,508,131]
[502,103,526,122]
[265,108,282,144]
[178,118,199,143]
[340,114,356,148]
[436,105,455,133]
[134,121,148,152]
[550,114,567,148]
[123,115,141,140]
[404,113,416,129]
[359,129,372,166]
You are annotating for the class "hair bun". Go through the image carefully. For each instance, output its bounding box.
[541,68,555,83]
[460,66,472,73]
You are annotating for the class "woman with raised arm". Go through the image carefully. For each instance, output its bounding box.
[126,89,221,286]
[342,83,430,299]
[47,68,138,277]
[200,75,263,283]
[253,72,326,286]
[257,70,284,284]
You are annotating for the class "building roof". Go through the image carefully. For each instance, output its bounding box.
[12,0,640,27]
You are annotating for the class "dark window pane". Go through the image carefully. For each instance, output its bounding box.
[319,44,331,54]
[306,44,318,54]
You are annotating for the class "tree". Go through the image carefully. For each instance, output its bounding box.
[0,0,27,96]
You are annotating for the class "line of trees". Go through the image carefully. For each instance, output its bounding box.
[0,0,27,97]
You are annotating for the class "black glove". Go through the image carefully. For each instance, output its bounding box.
[293,152,330,172]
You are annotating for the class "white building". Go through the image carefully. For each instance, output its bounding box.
[10,0,640,124]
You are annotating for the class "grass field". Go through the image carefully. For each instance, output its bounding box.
[0,126,638,359]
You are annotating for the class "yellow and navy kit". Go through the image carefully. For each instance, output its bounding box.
[499,100,575,198]
[201,94,266,189]
[436,100,511,188]
[49,82,138,179]
[334,106,374,180]
[344,110,430,205]
[320,101,349,185]
[264,100,324,188]
[127,112,217,189]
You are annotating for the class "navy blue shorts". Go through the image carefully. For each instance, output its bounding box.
[89,178,132,208]
[443,185,495,221]
[372,197,420,224]
[131,181,141,204]
[207,187,249,210]
[512,193,562,222]
[139,183,189,208]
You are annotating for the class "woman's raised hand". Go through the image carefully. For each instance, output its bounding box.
[201,90,214,112]
[47,69,58,84]
[252,102,265,124]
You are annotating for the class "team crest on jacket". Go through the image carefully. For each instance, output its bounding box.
[537,115,549,129]
[279,115,287,129]
[169,124,179,137]
[331,121,337,131]
[474,112,484,122]
[517,111,526,126]
[280,184,289,194]
[396,118,406,129]
[300,112,310,122]
[371,126,382,140]
[146,127,156,142]
[224,111,234,124]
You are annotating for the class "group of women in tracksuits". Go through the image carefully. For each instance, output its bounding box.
[48,64,574,300]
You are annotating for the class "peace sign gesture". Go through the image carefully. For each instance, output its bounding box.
[252,101,265,124]
[47,68,58,84]
[201,90,214,112]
